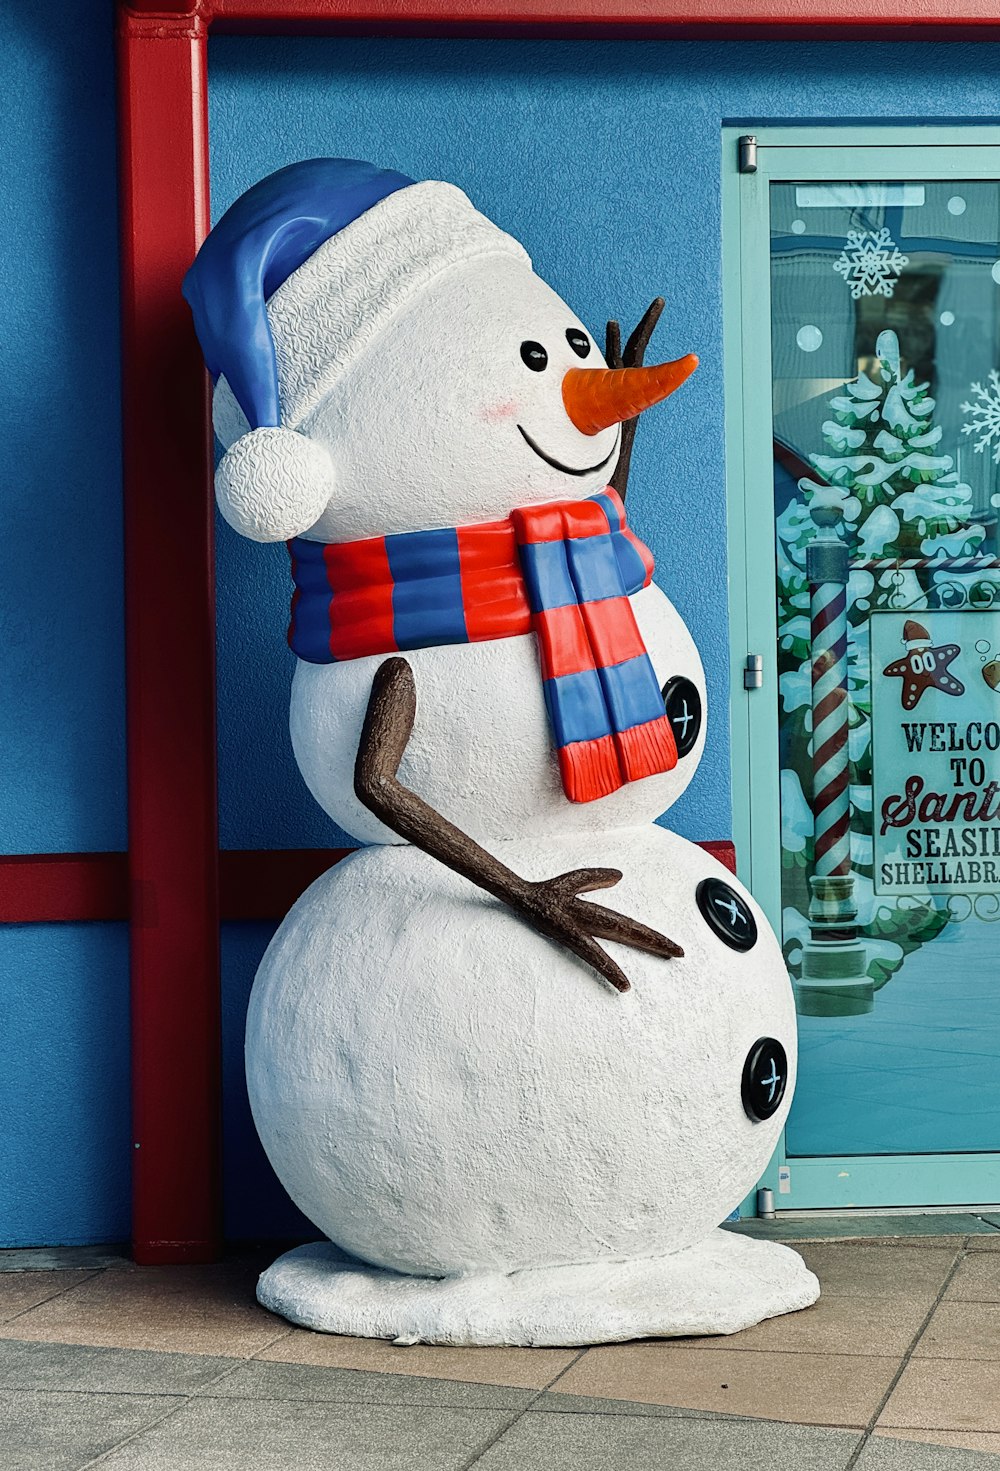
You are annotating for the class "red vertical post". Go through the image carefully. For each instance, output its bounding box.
[116,3,221,1264]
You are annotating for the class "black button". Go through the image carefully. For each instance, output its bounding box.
[696,877,757,952]
[661,676,702,758]
[742,1038,788,1122]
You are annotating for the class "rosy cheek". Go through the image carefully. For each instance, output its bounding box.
[479,399,519,423]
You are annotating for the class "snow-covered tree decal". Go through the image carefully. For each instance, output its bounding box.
[777,329,982,989]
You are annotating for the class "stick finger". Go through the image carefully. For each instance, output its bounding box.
[624,296,665,367]
[549,866,623,896]
[578,900,684,959]
[559,931,631,993]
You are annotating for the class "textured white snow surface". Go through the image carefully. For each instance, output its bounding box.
[257,1230,819,1346]
[246,827,797,1281]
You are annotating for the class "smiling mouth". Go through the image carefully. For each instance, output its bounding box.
[517,424,620,477]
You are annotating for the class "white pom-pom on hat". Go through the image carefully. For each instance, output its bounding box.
[216,427,334,543]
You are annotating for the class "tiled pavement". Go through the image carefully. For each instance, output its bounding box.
[4,1218,1000,1468]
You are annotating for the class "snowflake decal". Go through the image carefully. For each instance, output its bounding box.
[961,369,1000,465]
[833,227,909,299]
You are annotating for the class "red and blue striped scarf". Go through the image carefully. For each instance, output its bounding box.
[288,488,677,803]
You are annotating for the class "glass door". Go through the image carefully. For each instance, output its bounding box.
[725,130,1000,1210]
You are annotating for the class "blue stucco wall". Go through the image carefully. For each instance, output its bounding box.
[4,9,1000,1243]
[1,0,131,1246]
[4,1,125,856]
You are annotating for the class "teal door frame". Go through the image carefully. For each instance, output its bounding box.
[723,124,1000,1212]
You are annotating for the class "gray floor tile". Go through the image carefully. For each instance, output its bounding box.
[92,1396,514,1470]
[0,1338,237,1395]
[473,1411,861,1470]
[0,1387,180,1471]
[946,1255,1000,1303]
[0,1271,97,1326]
[728,1216,989,1242]
[205,1358,533,1409]
[532,1390,742,1420]
[856,1433,1000,1468]
[791,1242,958,1301]
[0,1247,130,1273]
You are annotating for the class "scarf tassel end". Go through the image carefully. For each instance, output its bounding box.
[559,716,677,804]
[558,736,624,804]
[615,715,678,784]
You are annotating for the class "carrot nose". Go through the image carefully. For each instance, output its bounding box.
[562,355,699,436]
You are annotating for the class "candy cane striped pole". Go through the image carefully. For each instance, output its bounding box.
[855,556,1000,572]
[797,508,872,1017]
[809,535,851,877]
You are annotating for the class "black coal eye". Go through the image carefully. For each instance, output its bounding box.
[520,341,548,372]
[566,329,591,358]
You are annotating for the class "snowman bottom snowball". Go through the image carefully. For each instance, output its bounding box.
[246,827,818,1342]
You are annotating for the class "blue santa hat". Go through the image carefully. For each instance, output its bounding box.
[183,157,529,542]
[183,158,413,433]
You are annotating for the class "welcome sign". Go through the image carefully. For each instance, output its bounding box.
[871,610,1000,896]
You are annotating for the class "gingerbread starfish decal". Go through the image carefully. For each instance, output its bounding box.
[883,620,965,711]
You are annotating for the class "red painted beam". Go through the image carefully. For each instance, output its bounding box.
[0,855,130,925]
[0,850,349,925]
[218,848,354,919]
[699,839,737,877]
[116,7,221,1266]
[0,842,736,923]
[207,0,1000,37]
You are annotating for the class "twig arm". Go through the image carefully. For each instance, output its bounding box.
[354,658,683,993]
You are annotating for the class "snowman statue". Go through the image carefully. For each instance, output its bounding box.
[184,158,818,1345]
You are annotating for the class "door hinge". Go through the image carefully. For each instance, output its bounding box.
[744,653,763,690]
[738,135,758,174]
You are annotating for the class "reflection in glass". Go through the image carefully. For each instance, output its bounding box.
[769,180,1000,1157]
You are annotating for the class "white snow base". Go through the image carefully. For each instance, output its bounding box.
[257,1229,820,1347]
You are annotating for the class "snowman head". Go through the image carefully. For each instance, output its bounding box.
[185,159,696,542]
